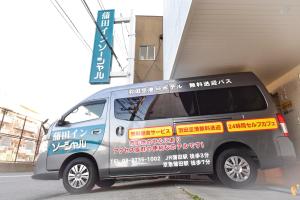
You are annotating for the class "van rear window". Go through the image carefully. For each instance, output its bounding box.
[114,86,267,121]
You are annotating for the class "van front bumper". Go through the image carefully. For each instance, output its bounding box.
[32,152,59,180]
[32,171,59,180]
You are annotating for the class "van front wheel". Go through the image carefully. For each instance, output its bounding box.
[216,149,257,188]
[62,157,97,194]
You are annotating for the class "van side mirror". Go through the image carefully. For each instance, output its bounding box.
[57,119,68,126]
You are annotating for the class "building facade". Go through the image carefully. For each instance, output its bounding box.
[163,0,300,184]
[134,16,163,83]
[0,107,46,163]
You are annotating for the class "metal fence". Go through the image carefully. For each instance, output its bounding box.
[0,107,46,163]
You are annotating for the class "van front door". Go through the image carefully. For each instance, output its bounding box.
[47,99,109,171]
[109,88,179,176]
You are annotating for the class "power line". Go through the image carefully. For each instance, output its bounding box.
[50,0,91,51]
[95,0,122,49]
[119,13,129,57]
[81,0,124,71]
[96,0,104,10]
[50,0,92,51]
[95,2,129,64]
[124,23,130,35]
[121,22,129,57]
[97,0,105,10]
[94,1,122,50]
[120,13,130,35]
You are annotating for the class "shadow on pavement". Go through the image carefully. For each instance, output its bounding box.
[31,192,68,200]
[91,178,217,193]
[91,178,175,193]
[90,178,295,196]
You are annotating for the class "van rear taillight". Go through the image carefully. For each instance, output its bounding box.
[276,113,289,137]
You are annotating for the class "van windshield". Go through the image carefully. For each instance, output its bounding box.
[114,85,267,121]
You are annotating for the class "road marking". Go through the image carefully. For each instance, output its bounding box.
[0,175,31,178]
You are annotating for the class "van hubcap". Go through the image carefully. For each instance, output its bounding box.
[68,164,89,188]
[224,156,250,182]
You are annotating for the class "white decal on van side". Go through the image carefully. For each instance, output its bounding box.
[163,153,211,168]
[128,84,169,95]
[189,78,232,89]
[52,140,87,152]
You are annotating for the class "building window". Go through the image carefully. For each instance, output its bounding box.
[139,45,155,60]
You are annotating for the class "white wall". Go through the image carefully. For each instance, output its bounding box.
[267,65,300,93]
[163,0,192,80]
[267,64,300,157]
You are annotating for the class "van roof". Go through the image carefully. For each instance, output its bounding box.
[85,72,258,101]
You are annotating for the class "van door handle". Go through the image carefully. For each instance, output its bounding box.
[92,129,101,135]
[116,126,125,136]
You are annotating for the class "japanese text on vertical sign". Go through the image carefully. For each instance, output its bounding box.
[90,10,115,84]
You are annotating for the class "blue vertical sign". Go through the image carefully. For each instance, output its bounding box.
[90,10,115,84]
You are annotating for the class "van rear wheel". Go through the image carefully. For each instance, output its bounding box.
[216,149,257,188]
[62,157,96,194]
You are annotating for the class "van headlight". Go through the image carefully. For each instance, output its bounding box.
[38,135,49,154]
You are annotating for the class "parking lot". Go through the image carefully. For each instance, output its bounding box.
[0,172,299,200]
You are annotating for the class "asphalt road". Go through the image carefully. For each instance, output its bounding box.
[0,172,299,200]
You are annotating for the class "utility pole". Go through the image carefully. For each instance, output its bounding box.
[109,14,135,85]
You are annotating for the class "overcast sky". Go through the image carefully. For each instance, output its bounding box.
[0,0,163,121]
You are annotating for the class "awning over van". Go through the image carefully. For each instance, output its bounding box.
[164,0,300,86]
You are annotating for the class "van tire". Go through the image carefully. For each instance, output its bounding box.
[62,157,97,194]
[216,148,257,188]
[208,174,221,184]
[96,179,115,188]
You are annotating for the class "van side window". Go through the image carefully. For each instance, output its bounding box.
[230,86,267,112]
[114,92,198,121]
[114,95,174,121]
[114,86,267,121]
[65,102,105,124]
[114,96,147,121]
[196,86,267,115]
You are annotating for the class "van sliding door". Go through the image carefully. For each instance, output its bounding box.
[169,79,242,174]
[109,88,179,176]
